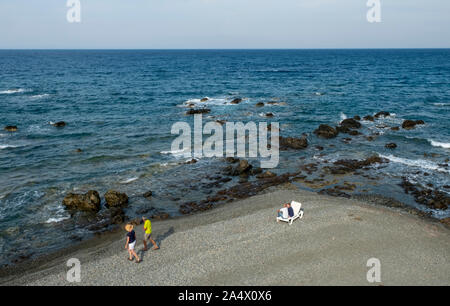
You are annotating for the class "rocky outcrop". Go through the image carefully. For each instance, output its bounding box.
[279,135,308,150]
[314,124,338,139]
[104,190,129,208]
[353,115,361,121]
[200,97,209,102]
[186,108,211,115]
[340,118,361,129]
[255,102,264,107]
[402,119,425,130]
[325,155,389,174]
[374,111,390,118]
[62,190,101,212]
[224,159,253,176]
[264,112,274,117]
[363,115,374,122]
[256,171,277,179]
[4,125,18,132]
[230,98,242,104]
[51,121,66,127]
[385,143,397,149]
[400,178,449,210]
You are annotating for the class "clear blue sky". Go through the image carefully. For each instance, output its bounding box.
[1,0,449,49]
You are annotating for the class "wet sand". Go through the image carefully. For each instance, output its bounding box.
[1,188,449,286]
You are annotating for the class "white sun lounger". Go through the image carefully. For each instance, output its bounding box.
[276,201,304,225]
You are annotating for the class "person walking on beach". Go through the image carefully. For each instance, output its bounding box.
[125,224,141,263]
[142,216,159,251]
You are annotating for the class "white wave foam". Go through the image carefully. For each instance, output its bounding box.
[0,88,28,94]
[428,140,450,149]
[46,216,70,224]
[0,144,18,150]
[120,177,138,184]
[380,154,450,173]
[340,112,347,121]
[433,103,450,106]
[30,94,49,99]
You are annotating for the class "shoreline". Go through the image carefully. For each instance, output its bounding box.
[1,185,449,286]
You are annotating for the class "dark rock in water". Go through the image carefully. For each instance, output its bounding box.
[348,130,360,136]
[279,135,308,150]
[75,148,83,153]
[374,111,390,118]
[366,136,375,141]
[402,119,424,129]
[51,121,66,127]
[353,115,361,121]
[265,112,274,117]
[255,102,264,107]
[105,190,129,208]
[340,118,361,129]
[314,124,338,139]
[225,157,239,163]
[256,171,277,179]
[200,97,209,102]
[224,159,252,176]
[143,191,153,199]
[400,177,449,211]
[391,126,400,131]
[315,145,324,151]
[319,188,351,198]
[385,143,397,149]
[230,98,242,104]
[4,125,18,132]
[326,155,389,174]
[186,108,211,115]
[250,167,263,175]
[185,159,197,164]
[363,115,374,121]
[336,125,350,134]
[216,120,226,125]
[63,190,101,212]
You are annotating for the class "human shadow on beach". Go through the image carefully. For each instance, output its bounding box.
[155,226,175,248]
[137,227,175,260]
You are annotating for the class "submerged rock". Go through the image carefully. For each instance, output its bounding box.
[256,171,277,179]
[186,108,211,115]
[363,115,374,122]
[200,97,209,102]
[385,143,397,149]
[314,124,338,139]
[143,191,153,199]
[104,190,129,208]
[255,102,264,107]
[62,190,101,212]
[230,98,242,104]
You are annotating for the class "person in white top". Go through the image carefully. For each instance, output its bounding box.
[277,203,289,220]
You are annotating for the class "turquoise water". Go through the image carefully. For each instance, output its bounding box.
[0,49,449,265]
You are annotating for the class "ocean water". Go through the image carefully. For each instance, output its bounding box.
[0,49,449,265]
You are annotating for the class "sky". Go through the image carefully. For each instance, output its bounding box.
[0,0,449,49]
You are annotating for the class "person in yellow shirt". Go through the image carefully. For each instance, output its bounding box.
[142,216,159,251]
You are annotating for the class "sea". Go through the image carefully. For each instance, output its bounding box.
[0,49,449,265]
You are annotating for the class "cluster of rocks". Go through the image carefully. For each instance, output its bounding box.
[279,135,308,150]
[324,155,389,175]
[400,178,449,210]
[62,189,129,229]
[402,119,425,130]
[186,108,211,115]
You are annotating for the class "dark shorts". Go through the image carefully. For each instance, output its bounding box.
[144,233,152,240]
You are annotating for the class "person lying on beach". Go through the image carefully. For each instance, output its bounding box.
[277,203,289,220]
[125,224,141,263]
[142,216,159,251]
